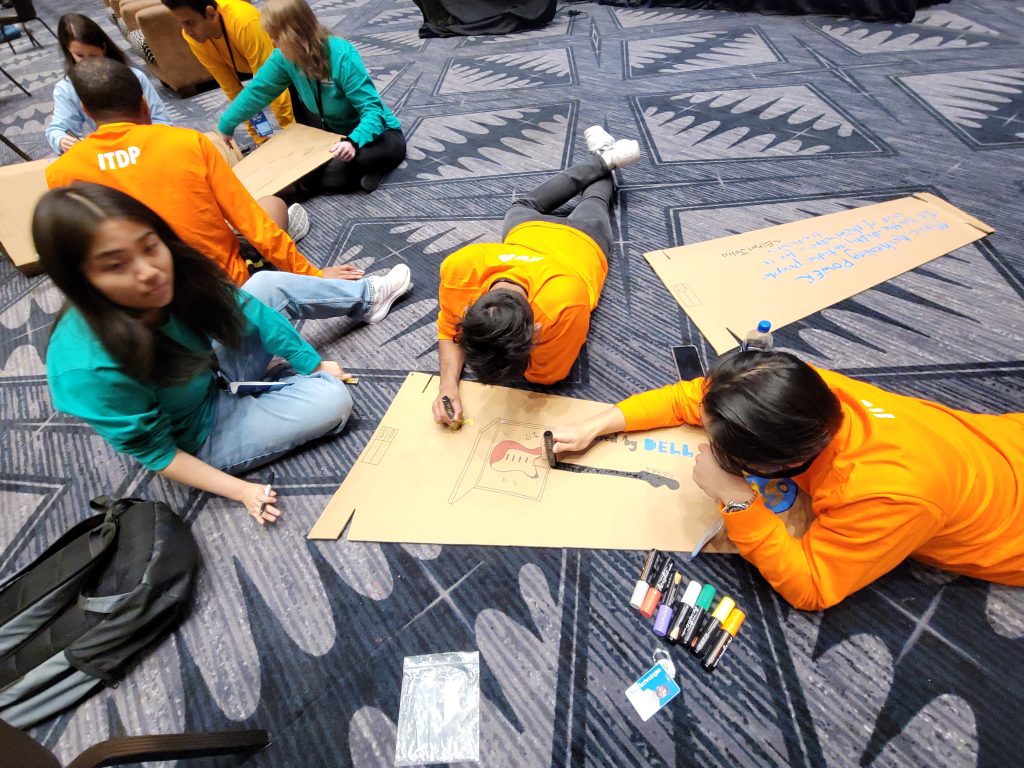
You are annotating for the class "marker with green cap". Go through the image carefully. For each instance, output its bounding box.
[679,583,716,647]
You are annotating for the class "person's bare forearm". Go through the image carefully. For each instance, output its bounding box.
[158,450,249,500]
[438,339,465,388]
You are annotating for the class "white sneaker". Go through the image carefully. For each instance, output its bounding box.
[584,125,615,154]
[286,203,310,242]
[364,264,413,324]
[599,139,640,170]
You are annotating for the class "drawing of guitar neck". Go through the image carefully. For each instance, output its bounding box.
[448,419,679,505]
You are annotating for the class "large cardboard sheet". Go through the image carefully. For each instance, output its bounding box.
[644,193,994,354]
[229,122,338,199]
[0,159,54,276]
[310,372,811,551]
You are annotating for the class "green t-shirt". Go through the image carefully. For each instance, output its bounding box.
[218,36,401,147]
[46,290,321,471]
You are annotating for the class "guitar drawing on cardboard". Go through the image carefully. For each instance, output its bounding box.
[449,419,679,505]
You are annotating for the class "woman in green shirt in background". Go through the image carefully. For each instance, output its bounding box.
[218,0,405,194]
[36,184,410,525]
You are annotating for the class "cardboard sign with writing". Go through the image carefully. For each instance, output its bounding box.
[229,122,339,199]
[310,372,811,551]
[644,193,994,354]
[0,158,54,276]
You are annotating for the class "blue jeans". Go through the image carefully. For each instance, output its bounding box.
[195,271,370,474]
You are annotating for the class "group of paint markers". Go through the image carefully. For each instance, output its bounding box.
[630,549,745,672]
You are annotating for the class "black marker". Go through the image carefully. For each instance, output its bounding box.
[543,430,556,468]
[629,549,660,610]
[679,583,716,647]
[702,608,745,672]
[666,580,701,644]
[692,596,735,656]
[640,556,675,618]
[441,395,461,432]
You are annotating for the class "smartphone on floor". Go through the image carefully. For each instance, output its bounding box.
[671,345,705,381]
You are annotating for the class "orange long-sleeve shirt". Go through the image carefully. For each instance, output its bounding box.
[617,370,1024,610]
[181,0,293,140]
[437,221,608,385]
[46,122,319,285]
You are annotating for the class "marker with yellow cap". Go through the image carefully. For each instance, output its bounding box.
[691,595,736,656]
[678,583,716,647]
[701,608,745,672]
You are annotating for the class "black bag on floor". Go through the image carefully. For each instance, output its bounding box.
[0,496,199,728]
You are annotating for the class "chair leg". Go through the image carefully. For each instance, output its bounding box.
[20,22,39,48]
[65,730,270,768]
[0,132,32,161]
[36,16,56,39]
[0,65,30,96]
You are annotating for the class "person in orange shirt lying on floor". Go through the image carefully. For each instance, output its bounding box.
[550,350,1024,610]
[432,126,640,426]
[46,58,353,286]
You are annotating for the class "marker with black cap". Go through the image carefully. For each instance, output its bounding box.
[630,549,660,610]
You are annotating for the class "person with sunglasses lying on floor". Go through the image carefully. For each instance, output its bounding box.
[550,350,1024,610]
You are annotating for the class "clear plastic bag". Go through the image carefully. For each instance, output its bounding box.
[394,651,480,766]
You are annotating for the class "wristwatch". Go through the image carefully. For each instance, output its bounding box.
[721,496,756,514]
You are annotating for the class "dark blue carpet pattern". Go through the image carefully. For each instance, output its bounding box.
[1,0,1022,765]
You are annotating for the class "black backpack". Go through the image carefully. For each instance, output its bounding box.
[0,496,199,728]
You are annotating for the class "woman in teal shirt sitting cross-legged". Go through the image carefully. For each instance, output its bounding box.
[217,0,405,194]
[36,183,410,525]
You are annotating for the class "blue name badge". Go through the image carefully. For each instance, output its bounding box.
[625,660,681,721]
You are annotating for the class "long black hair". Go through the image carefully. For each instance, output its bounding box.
[34,183,245,386]
[57,14,129,75]
[701,350,843,476]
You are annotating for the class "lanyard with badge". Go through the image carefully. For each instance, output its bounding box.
[219,14,272,138]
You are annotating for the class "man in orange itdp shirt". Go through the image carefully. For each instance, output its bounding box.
[432,127,640,426]
[46,58,357,286]
[551,351,1024,611]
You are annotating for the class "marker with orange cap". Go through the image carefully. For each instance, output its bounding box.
[691,595,736,655]
[630,549,661,610]
[701,608,745,672]
[640,556,674,618]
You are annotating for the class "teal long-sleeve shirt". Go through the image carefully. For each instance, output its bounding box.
[46,290,321,472]
[217,37,400,147]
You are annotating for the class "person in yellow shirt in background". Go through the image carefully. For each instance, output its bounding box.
[431,126,640,427]
[551,351,1024,611]
[162,0,293,144]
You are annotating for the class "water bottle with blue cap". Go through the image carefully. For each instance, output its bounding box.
[742,320,774,352]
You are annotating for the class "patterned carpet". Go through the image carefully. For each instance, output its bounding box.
[1,0,1022,765]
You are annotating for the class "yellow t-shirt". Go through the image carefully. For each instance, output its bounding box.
[182,0,293,129]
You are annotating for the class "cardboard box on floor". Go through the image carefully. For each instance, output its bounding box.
[1,123,337,276]
[310,372,812,552]
[645,193,994,354]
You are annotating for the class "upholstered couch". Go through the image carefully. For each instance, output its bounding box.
[105,0,212,96]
